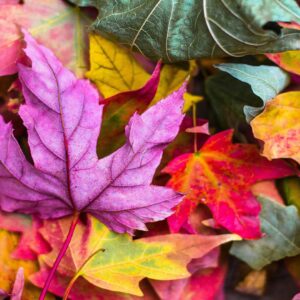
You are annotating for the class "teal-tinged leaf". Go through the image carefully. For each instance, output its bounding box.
[216,64,290,121]
[230,197,300,270]
[205,72,261,130]
[69,0,300,62]
[239,0,300,26]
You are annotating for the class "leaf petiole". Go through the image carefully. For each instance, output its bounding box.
[39,212,80,300]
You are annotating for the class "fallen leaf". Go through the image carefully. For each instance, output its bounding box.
[205,70,261,131]
[236,270,267,296]
[151,264,227,300]
[0,267,24,300]
[0,212,50,260]
[0,228,53,300]
[97,62,161,157]
[86,34,198,109]
[0,0,92,77]
[70,0,300,62]
[32,215,239,296]
[31,264,158,300]
[0,31,185,234]
[267,51,300,76]
[216,64,289,121]
[11,267,24,300]
[251,91,300,164]
[230,196,300,269]
[86,33,150,98]
[163,130,294,238]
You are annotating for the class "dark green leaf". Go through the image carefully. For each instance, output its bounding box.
[216,64,290,121]
[70,0,300,62]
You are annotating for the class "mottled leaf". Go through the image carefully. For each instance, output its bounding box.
[251,91,300,164]
[216,64,289,121]
[32,215,239,296]
[163,130,294,238]
[230,197,300,270]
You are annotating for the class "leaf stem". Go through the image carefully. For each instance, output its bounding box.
[192,103,198,153]
[63,274,80,300]
[39,212,80,300]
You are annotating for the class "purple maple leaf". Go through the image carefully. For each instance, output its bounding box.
[0,31,185,234]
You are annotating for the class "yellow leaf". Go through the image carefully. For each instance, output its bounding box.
[151,61,198,107]
[38,216,239,296]
[86,34,149,98]
[251,92,300,164]
[183,93,203,113]
[86,34,200,111]
[267,51,300,75]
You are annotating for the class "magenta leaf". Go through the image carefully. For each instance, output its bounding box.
[0,31,185,234]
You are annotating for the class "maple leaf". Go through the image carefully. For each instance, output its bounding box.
[0,30,186,234]
[251,92,300,164]
[163,130,295,239]
[30,215,239,296]
[0,0,91,76]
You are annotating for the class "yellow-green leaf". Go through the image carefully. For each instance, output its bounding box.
[38,216,239,296]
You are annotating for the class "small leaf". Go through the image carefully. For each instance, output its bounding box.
[216,64,290,121]
[230,197,300,270]
[69,0,300,62]
[251,91,300,163]
[33,215,239,296]
[163,130,295,238]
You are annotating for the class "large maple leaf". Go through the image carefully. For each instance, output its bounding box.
[163,130,295,239]
[0,31,185,234]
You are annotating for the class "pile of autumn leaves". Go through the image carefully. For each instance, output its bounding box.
[0,3,300,300]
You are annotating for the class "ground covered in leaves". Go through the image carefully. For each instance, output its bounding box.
[1,1,300,300]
